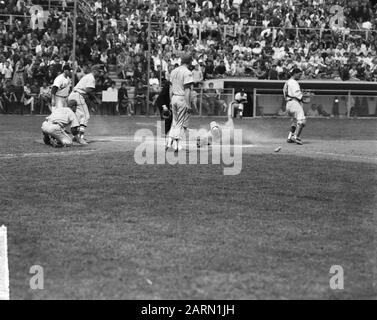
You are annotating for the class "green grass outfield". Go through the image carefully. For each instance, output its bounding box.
[0,115,376,299]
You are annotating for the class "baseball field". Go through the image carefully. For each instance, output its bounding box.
[0,115,376,299]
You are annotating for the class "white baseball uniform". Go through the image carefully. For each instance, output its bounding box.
[169,65,194,140]
[233,92,247,116]
[68,73,96,130]
[283,78,306,124]
[52,73,71,109]
[41,107,80,146]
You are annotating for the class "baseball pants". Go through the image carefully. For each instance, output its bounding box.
[41,121,72,146]
[68,92,90,131]
[286,100,306,126]
[169,95,190,140]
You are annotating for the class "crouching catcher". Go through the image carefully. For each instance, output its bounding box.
[41,100,86,148]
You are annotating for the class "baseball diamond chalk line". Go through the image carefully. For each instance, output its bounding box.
[0,138,375,162]
[0,226,10,300]
[0,149,376,162]
[311,151,377,161]
[0,150,98,160]
[0,145,255,160]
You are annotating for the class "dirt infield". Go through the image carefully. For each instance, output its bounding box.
[1,116,375,165]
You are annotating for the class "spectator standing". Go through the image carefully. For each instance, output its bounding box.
[22,82,35,114]
[1,61,13,82]
[39,82,51,114]
[118,82,132,116]
[12,58,25,87]
[192,64,203,84]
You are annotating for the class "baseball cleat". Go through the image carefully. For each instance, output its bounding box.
[74,136,88,145]
[73,136,88,145]
[287,139,295,144]
[78,138,89,145]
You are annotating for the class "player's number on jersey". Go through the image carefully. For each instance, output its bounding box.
[329,5,345,29]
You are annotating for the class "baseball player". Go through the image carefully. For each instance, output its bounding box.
[68,65,102,144]
[51,65,72,111]
[41,100,86,148]
[196,121,222,148]
[283,68,307,145]
[196,117,234,148]
[233,89,247,118]
[167,54,194,152]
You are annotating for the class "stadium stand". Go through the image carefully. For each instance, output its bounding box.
[0,0,376,114]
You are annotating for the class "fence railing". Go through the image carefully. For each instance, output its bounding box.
[95,19,376,41]
[254,88,377,118]
[1,84,376,118]
[0,12,375,42]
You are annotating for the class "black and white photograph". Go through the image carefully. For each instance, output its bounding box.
[0,0,376,306]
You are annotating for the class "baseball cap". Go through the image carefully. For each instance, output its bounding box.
[91,64,104,72]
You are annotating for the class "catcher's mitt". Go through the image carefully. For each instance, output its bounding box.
[161,105,171,119]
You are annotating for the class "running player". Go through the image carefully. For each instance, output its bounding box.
[68,65,102,144]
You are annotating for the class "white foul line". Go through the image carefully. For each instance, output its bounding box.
[0,225,10,300]
[0,150,97,160]
[296,150,377,162]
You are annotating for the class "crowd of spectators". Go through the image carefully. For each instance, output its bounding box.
[88,0,377,82]
[0,0,377,114]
